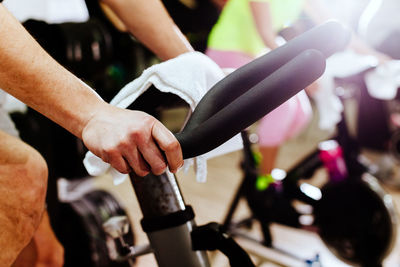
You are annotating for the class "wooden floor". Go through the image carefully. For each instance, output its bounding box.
[94,107,400,267]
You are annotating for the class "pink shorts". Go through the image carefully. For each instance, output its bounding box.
[206,48,312,146]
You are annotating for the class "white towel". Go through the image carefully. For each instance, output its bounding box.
[365,60,400,100]
[3,0,89,24]
[84,51,243,184]
[320,50,400,101]
[325,50,379,79]
[314,74,344,131]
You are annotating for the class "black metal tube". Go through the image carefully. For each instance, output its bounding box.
[130,172,185,218]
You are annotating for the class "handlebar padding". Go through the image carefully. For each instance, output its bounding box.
[176,49,326,158]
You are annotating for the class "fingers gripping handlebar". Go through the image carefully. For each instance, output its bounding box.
[175,21,351,159]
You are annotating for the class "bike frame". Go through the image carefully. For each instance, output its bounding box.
[129,172,210,267]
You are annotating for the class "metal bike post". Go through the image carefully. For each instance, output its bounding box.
[130,172,210,267]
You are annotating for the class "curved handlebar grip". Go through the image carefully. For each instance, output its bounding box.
[177,49,326,159]
[183,21,350,132]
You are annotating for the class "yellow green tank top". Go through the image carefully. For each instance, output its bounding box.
[208,0,305,56]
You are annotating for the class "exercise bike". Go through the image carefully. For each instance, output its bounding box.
[88,21,351,267]
[13,19,348,265]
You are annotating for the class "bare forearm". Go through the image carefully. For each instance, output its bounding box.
[250,1,279,50]
[0,4,184,176]
[303,0,334,25]
[102,0,193,60]
[0,5,108,138]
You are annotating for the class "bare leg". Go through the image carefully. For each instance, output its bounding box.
[0,130,48,266]
[32,211,64,267]
[11,239,37,267]
[259,146,279,175]
[12,211,64,267]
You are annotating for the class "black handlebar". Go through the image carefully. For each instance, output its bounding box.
[176,49,326,158]
[182,21,350,133]
[175,21,351,159]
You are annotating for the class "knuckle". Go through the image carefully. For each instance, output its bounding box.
[129,129,140,139]
[135,169,150,177]
[107,157,129,174]
[129,129,146,143]
[117,139,130,150]
[116,162,131,174]
[121,168,131,174]
[152,162,167,175]
[164,140,181,152]
[143,114,155,124]
[112,164,123,173]
[102,146,119,158]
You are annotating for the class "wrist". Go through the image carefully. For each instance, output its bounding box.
[65,79,109,139]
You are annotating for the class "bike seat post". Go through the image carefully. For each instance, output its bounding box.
[130,172,210,267]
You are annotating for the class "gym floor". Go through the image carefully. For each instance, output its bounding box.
[94,104,400,267]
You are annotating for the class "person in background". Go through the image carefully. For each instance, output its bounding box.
[206,0,390,178]
[0,0,194,265]
[206,0,313,177]
[99,0,194,61]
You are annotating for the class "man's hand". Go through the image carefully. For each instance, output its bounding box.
[82,106,183,176]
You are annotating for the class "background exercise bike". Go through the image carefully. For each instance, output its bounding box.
[221,64,398,267]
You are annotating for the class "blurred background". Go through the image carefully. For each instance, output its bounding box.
[4,0,400,266]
